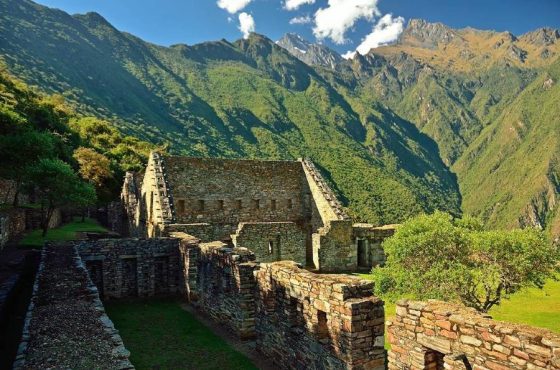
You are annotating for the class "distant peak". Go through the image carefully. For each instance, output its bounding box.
[400,18,459,48]
[521,27,560,46]
[276,33,342,69]
[73,11,114,29]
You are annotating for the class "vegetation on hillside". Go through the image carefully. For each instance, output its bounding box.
[0,0,462,225]
[0,63,155,232]
[372,212,559,312]
[0,0,558,234]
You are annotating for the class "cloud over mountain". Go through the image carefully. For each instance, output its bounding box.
[343,13,405,58]
[284,0,315,11]
[289,15,312,25]
[313,0,380,44]
[238,12,255,39]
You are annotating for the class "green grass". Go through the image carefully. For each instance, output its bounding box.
[105,299,256,370]
[19,217,107,248]
[489,279,560,333]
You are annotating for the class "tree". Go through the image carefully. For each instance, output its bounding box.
[372,211,559,312]
[25,158,96,236]
[0,130,55,205]
[73,147,112,187]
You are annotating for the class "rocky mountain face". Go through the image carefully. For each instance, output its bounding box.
[1,0,559,237]
[276,33,343,69]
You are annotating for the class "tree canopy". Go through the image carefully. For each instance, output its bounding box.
[372,211,560,312]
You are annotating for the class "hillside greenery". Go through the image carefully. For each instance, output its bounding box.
[0,62,155,225]
[0,0,559,233]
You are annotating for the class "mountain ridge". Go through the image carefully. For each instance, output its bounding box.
[1,0,558,237]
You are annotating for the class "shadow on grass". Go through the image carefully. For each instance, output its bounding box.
[105,298,257,370]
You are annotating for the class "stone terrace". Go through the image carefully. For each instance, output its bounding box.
[13,242,133,370]
[388,299,560,370]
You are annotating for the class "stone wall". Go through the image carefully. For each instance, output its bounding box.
[231,222,306,265]
[387,300,560,370]
[140,152,174,237]
[189,241,258,339]
[0,208,26,249]
[254,261,386,370]
[13,242,133,369]
[24,207,62,231]
[313,220,356,272]
[164,156,309,238]
[0,179,29,205]
[166,222,224,242]
[121,171,143,237]
[78,238,182,300]
[352,224,397,269]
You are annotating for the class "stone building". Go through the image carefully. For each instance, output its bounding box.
[121,152,396,272]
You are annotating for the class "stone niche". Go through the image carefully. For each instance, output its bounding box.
[78,238,182,300]
[254,261,386,370]
[387,300,560,370]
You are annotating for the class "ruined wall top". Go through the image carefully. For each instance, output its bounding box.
[300,158,349,224]
[388,299,560,370]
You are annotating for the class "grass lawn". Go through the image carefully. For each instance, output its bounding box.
[19,217,107,248]
[105,299,257,370]
[489,279,560,333]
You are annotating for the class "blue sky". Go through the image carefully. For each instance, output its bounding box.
[34,0,560,55]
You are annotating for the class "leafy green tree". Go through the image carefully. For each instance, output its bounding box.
[25,158,96,236]
[0,130,55,205]
[373,212,559,312]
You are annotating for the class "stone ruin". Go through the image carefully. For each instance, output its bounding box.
[388,300,560,369]
[15,234,560,369]
[13,242,133,369]
[119,152,397,272]
[12,153,560,369]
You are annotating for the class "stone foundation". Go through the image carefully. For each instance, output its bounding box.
[387,300,560,370]
[78,238,183,300]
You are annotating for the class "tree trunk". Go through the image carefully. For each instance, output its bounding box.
[12,187,20,207]
[41,207,53,237]
[81,208,86,222]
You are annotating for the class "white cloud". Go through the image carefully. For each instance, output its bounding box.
[238,12,255,39]
[284,0,315,11]
[342,14,405,59]
[313,0,380,44]
[289,15,312,25]
[217,0,252,14]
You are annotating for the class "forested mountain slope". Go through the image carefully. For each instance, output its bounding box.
[0,0,461,225]
[1,0,558,236]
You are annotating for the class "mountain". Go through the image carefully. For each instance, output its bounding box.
[0,0,461,225]
[1,0,559,237]
[276,33,343,69]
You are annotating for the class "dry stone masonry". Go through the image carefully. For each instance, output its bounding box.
[254,261,386,370]
[78,238,183,300]
[387,299,560,370]
[121,152,396,272]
